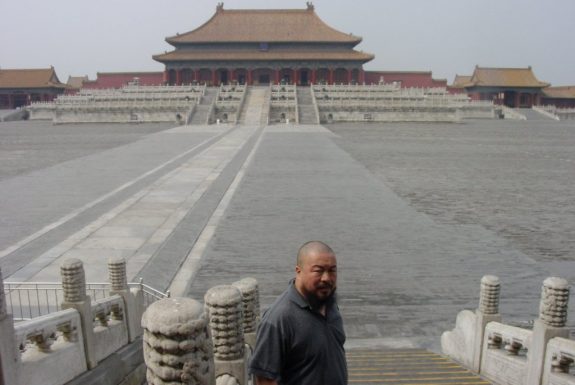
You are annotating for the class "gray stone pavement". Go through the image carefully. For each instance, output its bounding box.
[0,122,231,277]
[187,122,574,351]
[1,119,573,352]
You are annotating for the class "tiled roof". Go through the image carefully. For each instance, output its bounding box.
[465,66,549,88]
[167,6,362,44]
[0,68,66,89]
[153,49,374,62]
[451,75,471,88]
[67,75,89,89]
[543,86,575,99]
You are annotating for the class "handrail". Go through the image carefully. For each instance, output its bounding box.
[3,280,169,321]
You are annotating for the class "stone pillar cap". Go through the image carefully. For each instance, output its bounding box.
[481,275,500,285]
[141,297,205,335]
[543,277,569,290]
[61,258,83,269]
[205,285,242,306]
[107,256,126,264]
[232,277,258,291]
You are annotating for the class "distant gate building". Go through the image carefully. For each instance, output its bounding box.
[153,3,374,86]
[453,66,549,108]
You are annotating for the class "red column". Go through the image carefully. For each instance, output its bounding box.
[329,69,334,84]
[211,69,216,86]
[347,69,352,84]
[175,70,181,85]
[359,69,365,84]
[515,92,520,108]
[162,69,168,84]
[311,69,316,84]
[275,69,280,84]
[247,70,253,85]
[293,69,298,85]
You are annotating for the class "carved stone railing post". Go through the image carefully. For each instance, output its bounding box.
[0,268,20,385]
[60,259,97,369]
[205,285,247,385]
[232,278,260,352]
[108,257,141,341]
[526,277,570,385]
[142,297,214,385]
[473,275,501,372]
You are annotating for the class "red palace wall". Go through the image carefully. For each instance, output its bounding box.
[82,72,164,89]
[364,71,440,88]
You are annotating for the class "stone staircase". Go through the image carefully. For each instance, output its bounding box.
[296,86,319,124]
[237,86,269,125]
[189,87,218,125]
[518,107,557,121]
[347,348,490,384]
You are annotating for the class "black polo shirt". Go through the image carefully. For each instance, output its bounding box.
[249,281,347,385]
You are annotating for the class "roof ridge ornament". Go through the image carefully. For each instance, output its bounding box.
[216,2,224,12]
[306,2,314,11]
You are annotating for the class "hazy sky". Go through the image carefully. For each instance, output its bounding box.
[1,0,574,85]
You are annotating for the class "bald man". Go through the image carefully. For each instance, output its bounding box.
[249,241,347,385]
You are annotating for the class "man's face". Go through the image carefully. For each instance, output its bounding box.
[295,251,337,306]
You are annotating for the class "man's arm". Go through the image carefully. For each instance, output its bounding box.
[255,376,278,385]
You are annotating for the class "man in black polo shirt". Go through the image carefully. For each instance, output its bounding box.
[249,241,347,385]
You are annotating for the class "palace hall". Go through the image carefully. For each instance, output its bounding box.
[153,3,374,86]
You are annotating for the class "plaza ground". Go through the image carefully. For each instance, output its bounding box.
[1,118,573,351]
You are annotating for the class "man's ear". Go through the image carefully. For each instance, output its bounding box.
[295,265,301,274]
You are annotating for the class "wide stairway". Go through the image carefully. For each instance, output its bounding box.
[238,86,269,125]
[297,86,319,124]
[517,107,557,121]
[189,87,218,124]
[347,348,490,384]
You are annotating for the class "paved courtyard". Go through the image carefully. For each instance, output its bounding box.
[1,118,573,352]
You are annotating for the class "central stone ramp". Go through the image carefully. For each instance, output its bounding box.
[347,348,490,384]
[296,86,319,124]
[238,86,269,125]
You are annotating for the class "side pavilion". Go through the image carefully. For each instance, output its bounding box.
[459,66,549,108]
[153,3,374,86]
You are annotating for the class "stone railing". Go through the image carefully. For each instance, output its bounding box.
[2,256,261,385]
[28,85,206,123]
[142,277,260,385]
[269,84,296,124]
[532,105,560,121]
[442,275,572,385]
[310,84,494,122]
[211,84,246,124]
[0,258,152,385]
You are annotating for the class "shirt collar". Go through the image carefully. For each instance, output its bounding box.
[287,279,311,309]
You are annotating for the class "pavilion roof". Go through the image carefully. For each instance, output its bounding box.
[0,67,66,89]
[166,5,363,44]
[451,75,472,88]
[153,49,374,63]
[67,75,89,89]
[543,86,575,99]
[464,66,549,88]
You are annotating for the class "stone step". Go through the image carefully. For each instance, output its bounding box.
[296,86,318,124]
[238,87,268,125]
[189,88,218,124]
[346,348,490,384]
